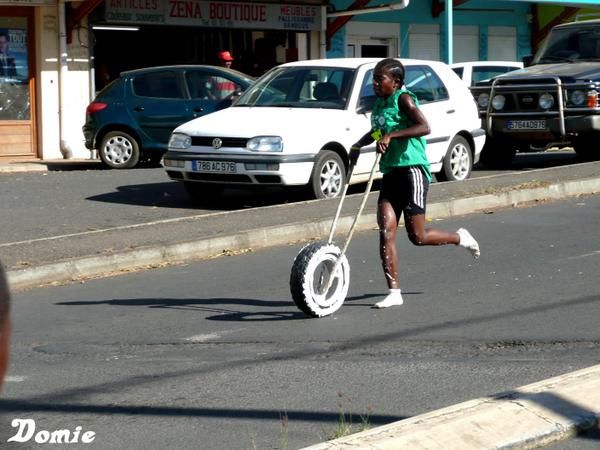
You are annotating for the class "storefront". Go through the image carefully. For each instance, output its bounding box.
[89,0,326,91]
[326,0,532,62]
[0,4,36,160]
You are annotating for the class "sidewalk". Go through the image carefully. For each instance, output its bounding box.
[303,364,600,450]
[4,160,600,291]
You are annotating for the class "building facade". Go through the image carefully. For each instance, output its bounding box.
[0,1,594,162]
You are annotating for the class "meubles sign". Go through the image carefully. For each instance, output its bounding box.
[105,0,322,31]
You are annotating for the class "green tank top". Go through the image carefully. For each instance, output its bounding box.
[371,88,431,180]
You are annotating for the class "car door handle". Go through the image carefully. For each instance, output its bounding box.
[133,106,144,112]
[446,109,455,114]
[193,107,204,113]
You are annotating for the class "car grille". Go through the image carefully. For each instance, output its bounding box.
[191,137,248,147]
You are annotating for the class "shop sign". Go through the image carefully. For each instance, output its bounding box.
[105,0,322,31]
[0,0,54,4]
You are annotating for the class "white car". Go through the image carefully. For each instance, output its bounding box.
[450,61,524,87]
[164,58,486,200]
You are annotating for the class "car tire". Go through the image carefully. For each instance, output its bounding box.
[479,139,516,169]
[437,135,473,182]
[289,241,350,318]
[309,150,346,199]
[183,181,224,204]
[145,152,165,167]
[99,131,140,169]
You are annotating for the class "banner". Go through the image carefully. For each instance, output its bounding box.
[105,0,322,31]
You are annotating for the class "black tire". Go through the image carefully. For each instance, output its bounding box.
[573,137,599,161]
[309,150,346,199]
[437,135,473,182]
[183,181,224,204]
[145,152,165,167]
[289,242,350,318]
[99,131,140,169]
[479,139,516,169]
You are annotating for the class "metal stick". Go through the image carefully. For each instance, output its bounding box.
[321,154,381,294]
[326,163,355,245]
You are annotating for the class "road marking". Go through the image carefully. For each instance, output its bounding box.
[566,250,600,260]
[184,333,221,342]
[0,196,316,248]
[4,375,27,382]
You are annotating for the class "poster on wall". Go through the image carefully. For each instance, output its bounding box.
[0,27,28,81]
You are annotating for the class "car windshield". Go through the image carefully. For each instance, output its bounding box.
[235,66,355,109]
[534,26,600,64]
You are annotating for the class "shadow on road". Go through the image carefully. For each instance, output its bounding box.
[85,179,381,211]
[82,150,581,212]
[0,401,406,425]
[54,292,425,322]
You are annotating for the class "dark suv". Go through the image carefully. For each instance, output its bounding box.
[83,65,254,169]
[471,19,600,167]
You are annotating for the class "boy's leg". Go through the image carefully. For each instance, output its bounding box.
[405,214,459,245]
[377,200,400,289]
[374,193,404,309]
[402,167,480,257]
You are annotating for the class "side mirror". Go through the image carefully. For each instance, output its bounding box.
[522,55,533,67]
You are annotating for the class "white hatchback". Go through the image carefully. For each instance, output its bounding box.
[450,61,524,87]
[164,58,486,200]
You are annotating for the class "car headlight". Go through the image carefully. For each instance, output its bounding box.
[477,93,489,109]
[570,90,586,106]
[247,136,283,152]
[538,93,554,110]
[492,95,506,111]
[168,133,191,150]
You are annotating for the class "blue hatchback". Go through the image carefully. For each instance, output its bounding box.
[83,65,254,169]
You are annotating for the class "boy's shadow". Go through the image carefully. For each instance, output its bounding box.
[56,292,423,322]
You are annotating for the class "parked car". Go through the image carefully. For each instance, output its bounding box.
[471,19,600,167]
[451,61,523,86]
[163,58,486,200]
[83,65,254,169]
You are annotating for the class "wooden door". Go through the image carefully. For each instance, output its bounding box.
[0,7,36,160]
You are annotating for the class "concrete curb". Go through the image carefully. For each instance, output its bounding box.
[301,364,600,450]
[7,176,600,291]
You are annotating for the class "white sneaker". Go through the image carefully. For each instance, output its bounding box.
[457,228,480,259]
[373,291,404,309]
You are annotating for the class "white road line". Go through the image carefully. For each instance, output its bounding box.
[4,375,27,382]
[0,212,227,248]
[566,250,600,260]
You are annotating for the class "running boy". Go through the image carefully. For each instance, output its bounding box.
[349,58,480,309]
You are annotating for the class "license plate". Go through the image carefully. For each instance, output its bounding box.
[192,160,236,173]
[506,120,547,130]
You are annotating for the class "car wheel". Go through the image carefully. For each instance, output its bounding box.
[183,182,224,203]
[437,135,472,182]
[145,152,165,167]
[479,139,516,169]
[99,131,140,169]
[310,150,346,199]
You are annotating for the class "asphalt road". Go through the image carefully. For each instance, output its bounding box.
[0,149,580,244]
[1,193,599,449]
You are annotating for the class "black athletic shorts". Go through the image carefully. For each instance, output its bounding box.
[378,166,429,217]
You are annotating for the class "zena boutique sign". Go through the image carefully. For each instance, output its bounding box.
[105,0,323,31]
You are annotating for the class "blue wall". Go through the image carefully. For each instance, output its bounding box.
[327,0,532,60]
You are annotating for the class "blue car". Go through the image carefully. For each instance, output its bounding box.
[83,65,254,169]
